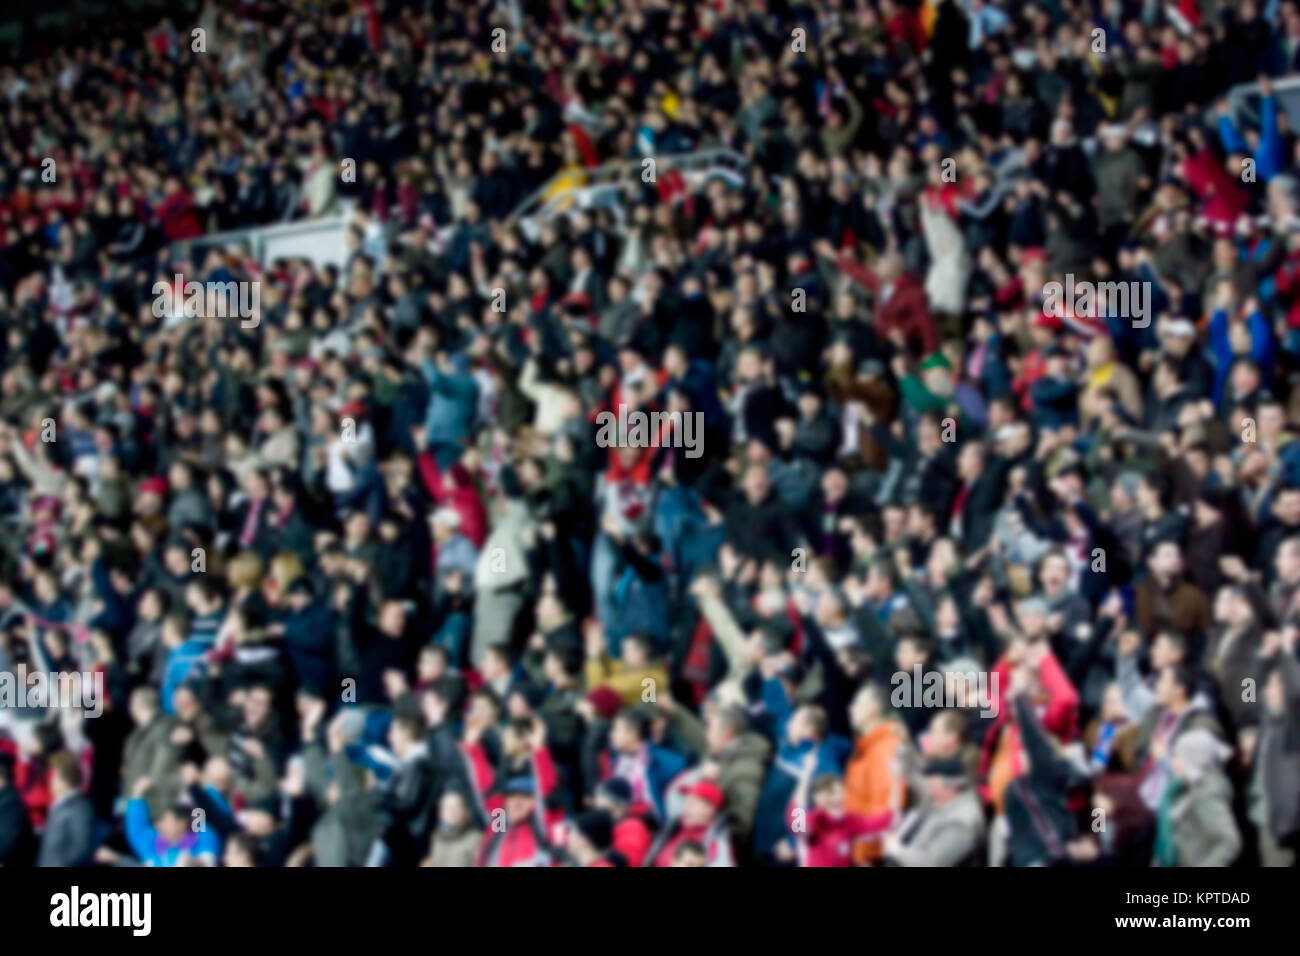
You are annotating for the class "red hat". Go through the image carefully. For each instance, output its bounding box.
[684,780,725,811]
[1021,247,1047,265]
[587,686,623,721]
[1032,310,1064,332]
[138,476,169,497]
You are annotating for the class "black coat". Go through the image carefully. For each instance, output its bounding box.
[0,784,36,867]
[1005,695,1081,866]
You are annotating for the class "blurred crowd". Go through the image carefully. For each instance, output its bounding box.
[1,0,1299,868]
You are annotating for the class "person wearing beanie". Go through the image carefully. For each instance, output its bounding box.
[898,351,957,418]
[567,809,616,866]
[474,775,553,868]
[1153,728,1241,867]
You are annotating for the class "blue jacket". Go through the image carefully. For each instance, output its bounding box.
[160,638,213,714]
[1217,95,1286,183]
[280,598,335,694]
[607,552,671,655]
[1029,375,1080,431]
[420,359,478,447]
[89,559,137,641]
[1208,307,1275,404]
[605,742,688,820]
[749,679,852,859]
[752,734,852,859]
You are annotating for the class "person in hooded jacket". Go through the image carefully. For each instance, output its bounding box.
[1153,727,1241,866]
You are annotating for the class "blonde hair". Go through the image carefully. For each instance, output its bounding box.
[269,551,306,593]
[227,551,265,591]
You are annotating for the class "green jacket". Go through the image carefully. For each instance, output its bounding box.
[121,713,180,819]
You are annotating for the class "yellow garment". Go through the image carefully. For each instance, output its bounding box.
[542,166,590,202]
[661,91,680,119]
[584,655,670,705]
[1089,361,1116,389]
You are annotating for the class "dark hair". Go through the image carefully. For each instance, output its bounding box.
[613,708,651,741]
[226,832,261,865]
[1140,471,1173,510]
[898,633,933,660]
[545,643,583,677]
[1153,630,1189,655]
[673,840,706,862]
[1165,662,1200,700]
[392,714,424,739]
[812,773,843,798]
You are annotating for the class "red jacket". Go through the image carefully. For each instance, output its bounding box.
[884,9,927,53]
[790,806,893,867]
[477,816,552,867]
[612,805,656,867]
[155,189,202,242]
[977,651,1079,805]
[468,746,564,867]
[1275,249,1300,329]
[416,454,488,547]
[1014,349,1050,412]
[830,254,936,358]
[651,821,733,867]
[0,738,94,830]
[1182,147,1249,233]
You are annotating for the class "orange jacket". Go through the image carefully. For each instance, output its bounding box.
[843,721,907,862]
